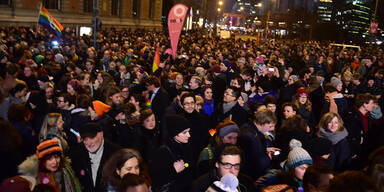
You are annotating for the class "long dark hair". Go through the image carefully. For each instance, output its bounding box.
[102,148,146,188]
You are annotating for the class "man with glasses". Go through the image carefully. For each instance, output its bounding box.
[56,93,75,139]
[179,92,210,161]
[216,86,249,127]
[191,144,255,191]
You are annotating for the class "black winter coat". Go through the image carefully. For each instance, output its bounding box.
[238,122,271,180]
[328,137,352,172]
[343,108,371,158]
[149,140,194,192]
[215,102,249,127]
[181,111,211,161]
[70,139,121,192]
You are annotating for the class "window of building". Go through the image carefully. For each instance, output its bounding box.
[132,0,140,18]
[0,0,11,5]
[149,0,155,18]
[43,0,60,9]
[84,0,93,13]
[111,0,119,16]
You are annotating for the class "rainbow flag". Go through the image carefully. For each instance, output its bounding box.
[145,98,152,110]
[38,5,63,38]
[152,44,160,73]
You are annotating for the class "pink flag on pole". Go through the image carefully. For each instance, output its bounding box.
[168,4,188,60]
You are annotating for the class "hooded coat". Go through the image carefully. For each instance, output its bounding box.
[0,155,81,192]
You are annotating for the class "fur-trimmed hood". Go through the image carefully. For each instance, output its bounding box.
[18,154,72,177]
[18,155,39,177]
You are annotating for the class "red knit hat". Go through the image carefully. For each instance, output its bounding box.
[36,139,62,159]
[296,88,308,98]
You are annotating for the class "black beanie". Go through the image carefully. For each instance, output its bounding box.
[166,115,191,138]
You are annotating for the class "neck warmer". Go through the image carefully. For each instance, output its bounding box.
[318,127,348,145]
[223,101,237,114]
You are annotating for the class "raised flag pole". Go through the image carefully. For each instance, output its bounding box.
[37,2,42,31]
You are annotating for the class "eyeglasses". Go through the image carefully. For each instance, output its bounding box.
[224,91,235,97]
[57,100,65,103]
[219,161,241,170]
[183,102,195,106]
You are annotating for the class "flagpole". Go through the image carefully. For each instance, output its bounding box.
[37,2,42,32]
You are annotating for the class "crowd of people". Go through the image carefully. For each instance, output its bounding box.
[0,26,383,192]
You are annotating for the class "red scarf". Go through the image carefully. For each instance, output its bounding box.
[356,107,370,133]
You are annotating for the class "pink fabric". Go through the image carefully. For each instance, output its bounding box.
[168,4,188,59]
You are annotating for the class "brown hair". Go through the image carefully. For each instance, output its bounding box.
[102,148,145,188]
[318,112,344,132]
[355,93,377,108]
[105,86,121,105]
[38,152,64,173]
[254,108,277,125]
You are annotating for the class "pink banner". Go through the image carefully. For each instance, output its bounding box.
[168,4,188,60]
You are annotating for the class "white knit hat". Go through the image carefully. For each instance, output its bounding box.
[285,139,313,169]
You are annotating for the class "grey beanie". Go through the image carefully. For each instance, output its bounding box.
[219,124,239,137]
[286,139,313,169]
[240,92,248,103]
[330,77,342,88]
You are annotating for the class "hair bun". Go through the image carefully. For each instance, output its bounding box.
[289,139,302,150]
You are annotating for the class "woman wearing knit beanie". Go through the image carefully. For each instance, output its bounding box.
[294,88,315,129]
[0,139,81,192]
[255,139,312,192]
[149,114,194,192]
[197,119,240,176]
[280,139,313,191]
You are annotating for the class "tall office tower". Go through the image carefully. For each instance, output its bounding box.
[315,0,334,23]
[336,0,373,40]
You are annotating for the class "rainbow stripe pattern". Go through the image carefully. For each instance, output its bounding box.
[38,5,63,38]
[152,44,160,73]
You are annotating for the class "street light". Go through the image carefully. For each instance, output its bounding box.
[218,1,223,6]
[255,2,262,7]
[240,6,244,11]
[217,8,221,12]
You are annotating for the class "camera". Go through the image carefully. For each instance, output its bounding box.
[273,151,280,156]
[268,68,274,72]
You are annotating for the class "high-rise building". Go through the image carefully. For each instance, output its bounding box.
[336,0,373,40]
[315,0,333,23]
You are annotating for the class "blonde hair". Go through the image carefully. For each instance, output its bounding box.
[318,112,344,132]
[39,113,62,141]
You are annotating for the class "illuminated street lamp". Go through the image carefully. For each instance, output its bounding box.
[218,1,223,6]
[240,6,244,11]
[255,2,262,7]
[217,8,221,12]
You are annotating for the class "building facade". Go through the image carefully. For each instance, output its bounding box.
[0,0,163,28]
[341,0,372,39]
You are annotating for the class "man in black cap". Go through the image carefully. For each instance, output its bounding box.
[70,122,120,192]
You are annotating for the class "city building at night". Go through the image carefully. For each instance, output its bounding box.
[0,0,163,28]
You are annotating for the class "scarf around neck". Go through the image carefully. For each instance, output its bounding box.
[223,101,237,114]
[318,127,348,145]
